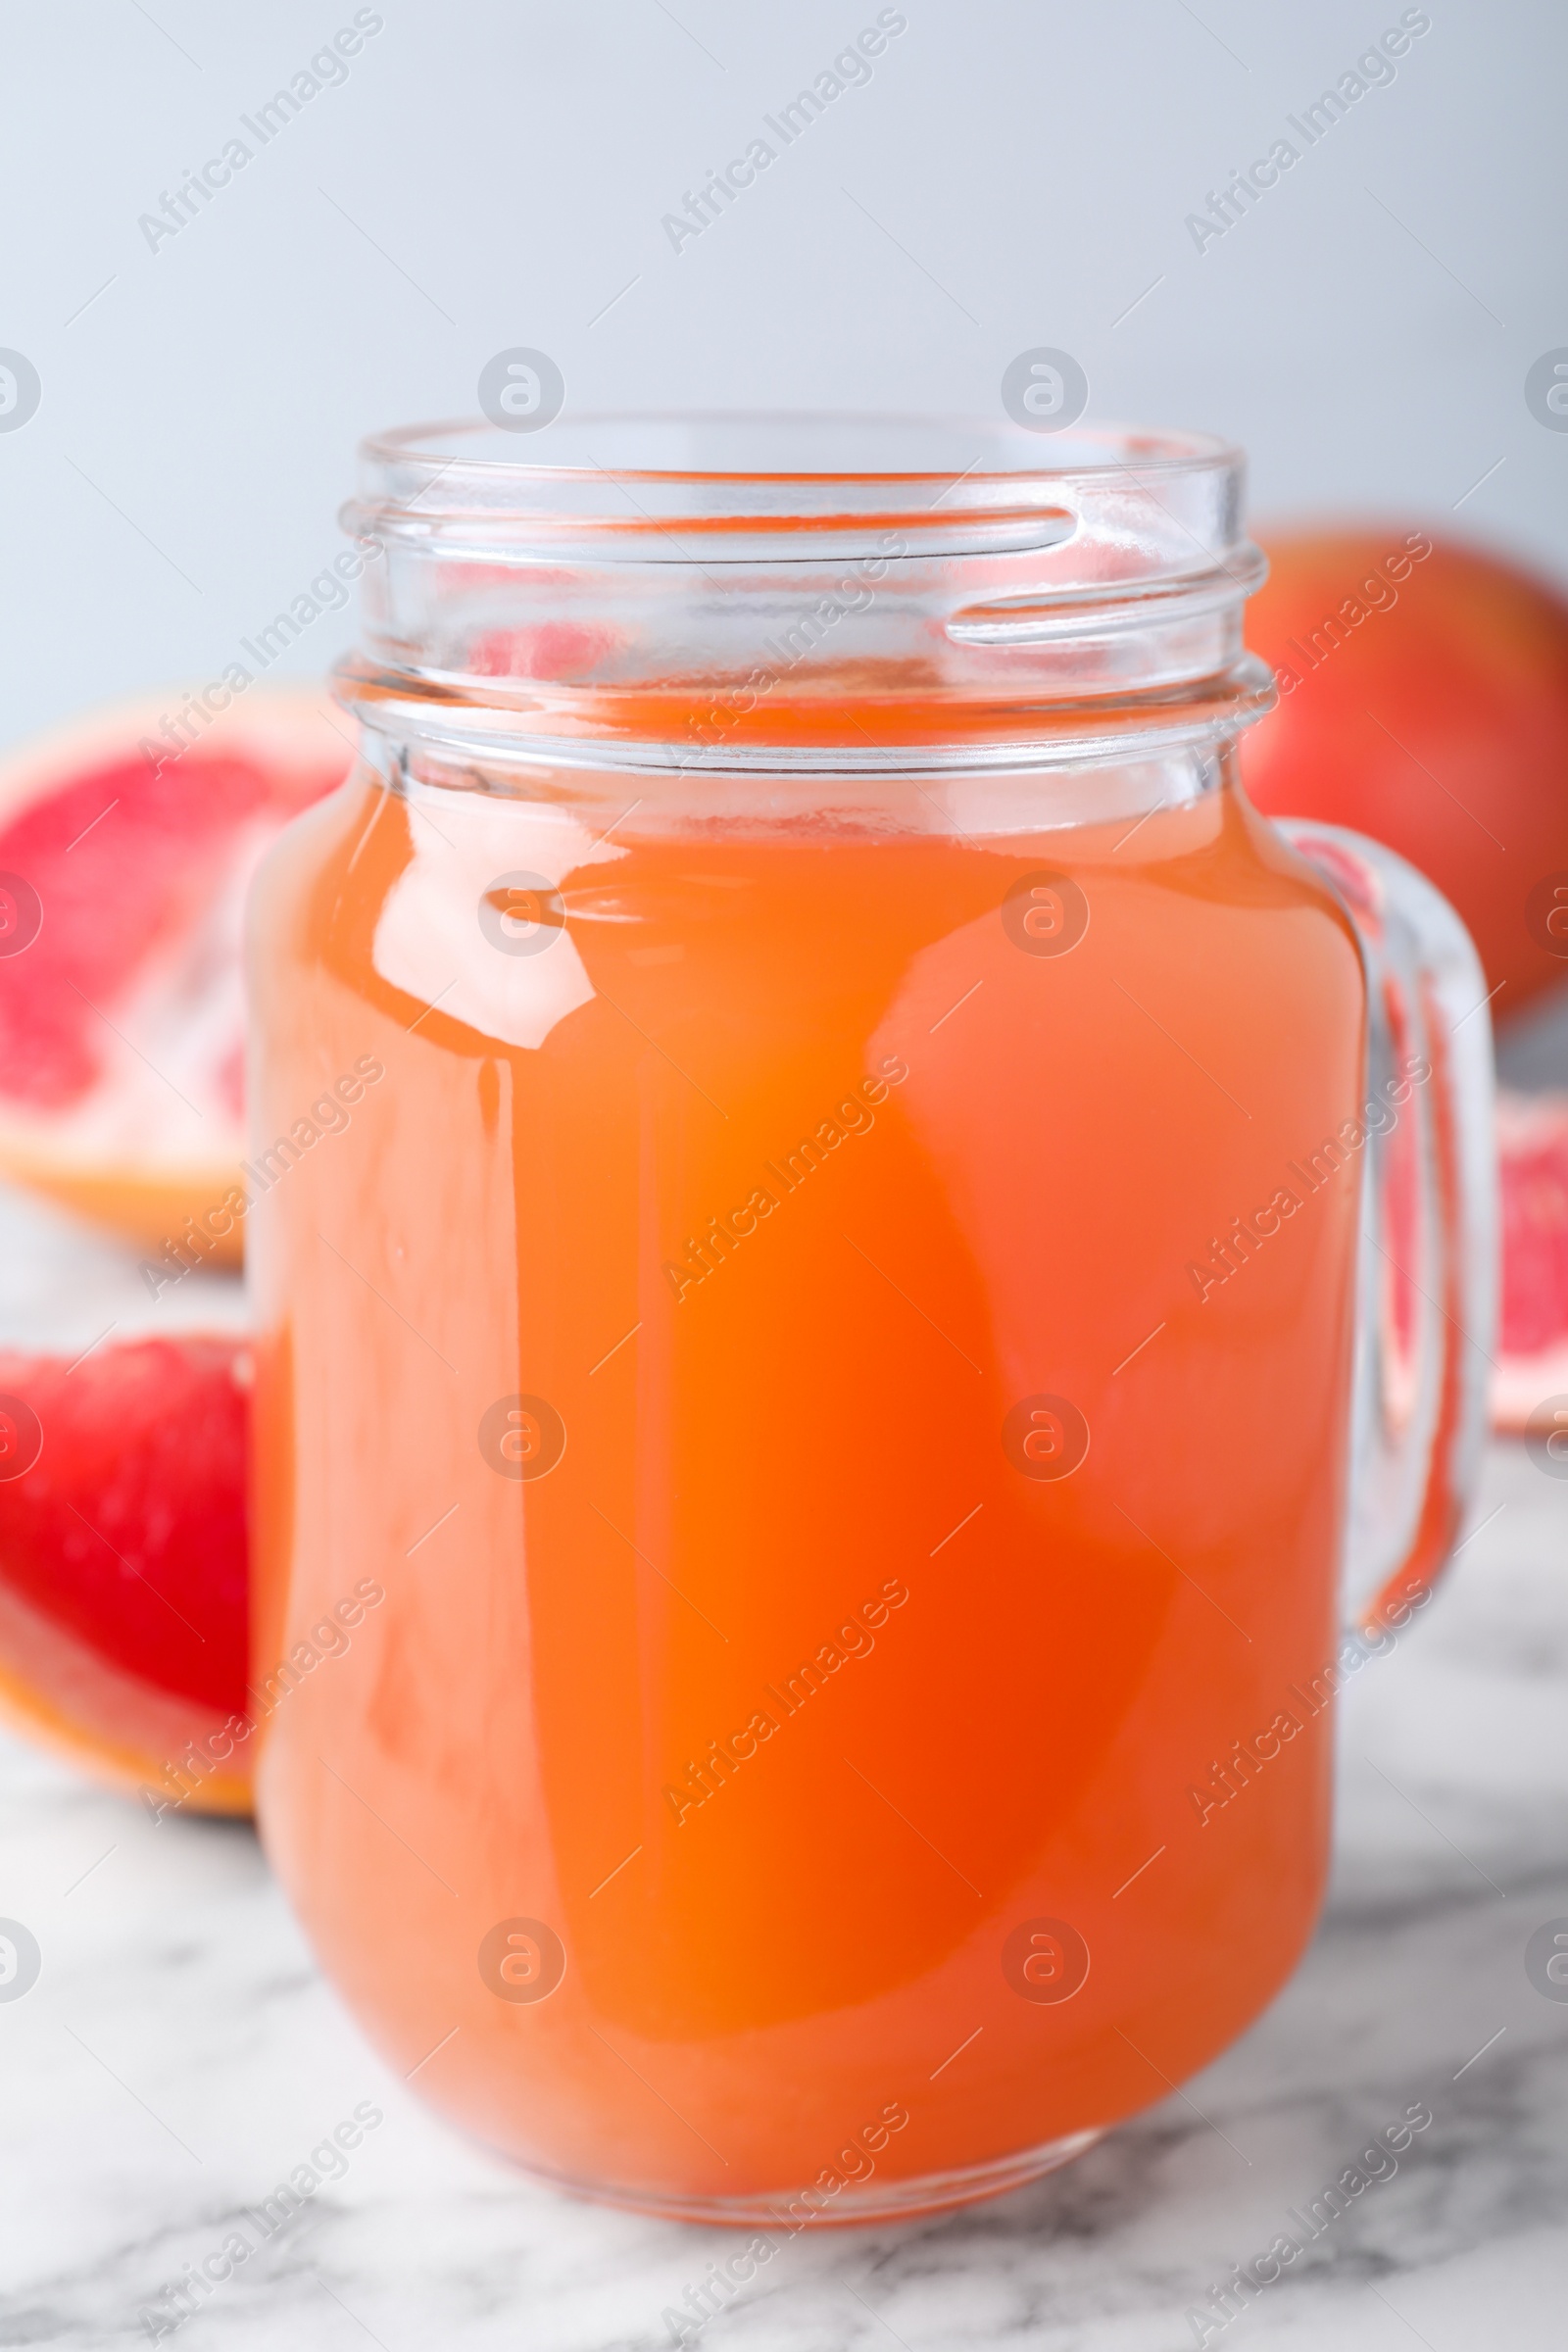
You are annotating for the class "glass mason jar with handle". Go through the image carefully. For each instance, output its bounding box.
[246,417,1494,2224]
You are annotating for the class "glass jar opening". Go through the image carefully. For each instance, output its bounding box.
[335,413,1274,774]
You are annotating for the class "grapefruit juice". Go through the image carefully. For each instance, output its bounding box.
[248,748,1364,2214]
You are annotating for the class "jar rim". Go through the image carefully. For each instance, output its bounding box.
[355,411,1242,535]
[365,409,1238,466]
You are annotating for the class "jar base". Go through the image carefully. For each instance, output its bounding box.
[507,2124,1106,2230]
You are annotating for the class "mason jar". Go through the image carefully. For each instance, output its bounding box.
[247,416,1494,2223]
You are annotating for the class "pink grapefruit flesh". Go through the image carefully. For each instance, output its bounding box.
[1494,1087,1568,1431]
[0,1333,251,1811]
[0,687,352,1259]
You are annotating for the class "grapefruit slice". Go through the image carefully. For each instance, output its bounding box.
[0,1331,251,1813]
[0,686,353,1261]
[1494,1088,1568,1432]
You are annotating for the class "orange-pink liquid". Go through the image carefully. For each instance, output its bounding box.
[248,759,1362,2215]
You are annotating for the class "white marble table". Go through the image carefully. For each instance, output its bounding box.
[1,1184,1566,2349]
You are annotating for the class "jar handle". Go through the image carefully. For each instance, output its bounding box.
[1275,819,1498,1631]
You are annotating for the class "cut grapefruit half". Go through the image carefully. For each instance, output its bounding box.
[0,686,353,1261]
[0,1331,252,1813]
[1494,1087,1568,1431]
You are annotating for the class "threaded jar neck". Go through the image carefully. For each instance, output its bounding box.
[335,414,1274,776]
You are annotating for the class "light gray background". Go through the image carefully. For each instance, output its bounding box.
[0,0,1562,746]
